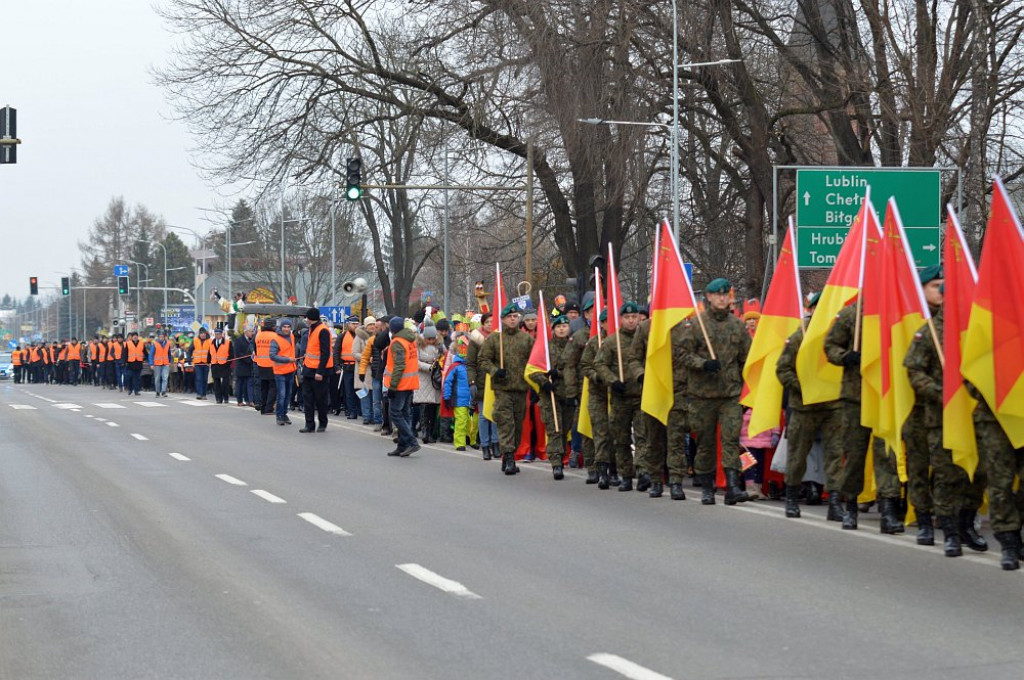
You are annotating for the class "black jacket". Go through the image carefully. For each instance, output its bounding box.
[232,335,254,377]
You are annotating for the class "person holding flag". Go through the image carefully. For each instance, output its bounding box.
[582,308,615,488]
[563,298,597,482]
[524,298,576,480]
[680,278,752,505]
[596,301,646,491]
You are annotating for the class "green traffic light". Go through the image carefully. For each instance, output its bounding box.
[346,185,362,200]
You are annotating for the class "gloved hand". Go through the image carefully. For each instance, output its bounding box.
[842,351,861,367]
[494,368,508,381]
[540,381,554,394]
[547,368,560,380]
[358,373,365,382]
[611,381,627,394]
[703,359,721,373]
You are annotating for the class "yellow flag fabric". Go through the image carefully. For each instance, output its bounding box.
[482,374,496,422]
[577,377,593,438]
[942,210,978,478]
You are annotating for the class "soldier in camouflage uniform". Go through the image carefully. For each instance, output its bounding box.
[775,293,846,521]
[825,304,904,533]
[562,299,596,483]
[478,303,535,476]
[582,311,615,488]
[679,278,751,505]
[905,268,989,556]
[532,314,577,480]
[596,302,644,491]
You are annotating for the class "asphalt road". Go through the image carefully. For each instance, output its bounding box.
[2,380,1023,680]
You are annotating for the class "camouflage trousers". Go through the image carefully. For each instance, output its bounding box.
[609,394,643,478]
[976,418,1024,533]
[538,392,575,467]
[642,399,689,484]
[837,401,900,499]
[690,396,741,475]
[586,385,611,470]
[493,390,528,456]
[926,427,987,517]
[784,405,844,491]
[904,407,932,511]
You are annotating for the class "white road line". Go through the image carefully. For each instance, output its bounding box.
[251,489,287,504]
[135,401,166,408]
[106,422,119,427]
[95,403,126,409]
[215,473,248,486]
[84,414,95,418]
[131,433,149,441]
[94,417,108,422]
[395,564,482,600]
[298,512,352,536]
[168,452,191,461]
[179,400,210,407]
[53,403,81,409]
[9,405,37,410]
[587,654,675,680]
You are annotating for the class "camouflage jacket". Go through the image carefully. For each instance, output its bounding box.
[629,317,688,398]
[824,304,862,403]
[580,332,605,390]
[478,325,533,393]
[561,325,590,398]
[777,326,841,411]
[528,334,575,400]
[904,307,943,429]
[596,326,642,397]
[679,308,750,399]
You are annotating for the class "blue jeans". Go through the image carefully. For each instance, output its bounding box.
[371,376,384,424]
[153,364,169,394]
[194,364,210,396]
[235,375,253,404]
[478,405,497,447]
[115,361,126,389]
[390,390,416,448]
[275,374,294,419]
[125,368,142,395]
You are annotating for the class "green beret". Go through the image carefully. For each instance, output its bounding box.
[599,309,608,322]
[620,301,640,315]
[638,305,649,316]
[551,315,570,326]
[807,292,822,308]
[500,302,520,318]
[919,265,943,284]
[705,278,732,294]
[582,298,595,312]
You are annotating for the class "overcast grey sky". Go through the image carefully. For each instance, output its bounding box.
[1,1,237,302]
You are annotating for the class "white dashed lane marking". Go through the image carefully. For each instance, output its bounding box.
[106,422,119,427]
[130,433,149,441]
[9,405,37,410]
[53,403,81,410]
[95,403,126,409]
[396,564,481,600]
[251,490,287,504]
[168,452,190,461]
[297,513,352,537]
[215,474,247,486]
[135,401,166,408]
[586,654,675,680]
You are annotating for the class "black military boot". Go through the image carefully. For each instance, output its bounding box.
[608,465,621,487]
[499,450,507,472]
[504,452,519,476]
[723,469,749,506]
[552,466,564,480]
[618,477,633,492]
[585,468,599,485]
[785,485,802,518]
[597,463,610,490]
[649,482,663,498]
[636,472,652,493]
[483,445,492,461]
[937,516,962,557]
[827,491,844,522]
[959,509,989,552]
[995,532,1021,571]
[669,483,686,501]
[805,482,823,505]
[700,474,716,505]
[879,498,905,534]
[916,511,935,546]
[842,500,858,530]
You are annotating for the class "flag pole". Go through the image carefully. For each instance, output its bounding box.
[694,310,717,360]
[853,293,863,351]
[926,316,946,368]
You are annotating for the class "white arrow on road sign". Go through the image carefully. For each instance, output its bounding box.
[922,244,937,252]
[803,191,810,206]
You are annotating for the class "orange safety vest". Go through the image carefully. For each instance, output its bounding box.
[384,336,419,391]
[192,337,212,365]
[340,332,358,364]
[66,343,81,361]
[211,339,230,365]
[29,347,41,363]
[151,340,170,366]
[254,330,275,369]
[110,341,124,360]
[58,347,68,361]
[303,324,335,370]
[98,343,108,362]
[272,333,296,376]
[12,350,22,366]
[126,339,146,363]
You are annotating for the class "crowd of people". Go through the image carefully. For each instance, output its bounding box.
[10,267,1023,572]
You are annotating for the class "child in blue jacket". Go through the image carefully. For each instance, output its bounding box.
[443,336,476,450]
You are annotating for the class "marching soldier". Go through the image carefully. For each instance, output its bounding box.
[904,267,988,557]
[562,299,596,482]
[596,302,645,491]
[825,304,904,533]
[533,314,576,480]
[776,293,846,520]
[478,303,534,475]
[680,278,751,505]
[582,310,615,488]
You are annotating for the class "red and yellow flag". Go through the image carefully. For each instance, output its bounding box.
[741,218,803,436]
[642,220,698,424]
[524,291,553,393]
[942,207,980,478]
[962,176,1024,448]
[865,198,931,478]
[796,191,872,405]
[605,242,622,336]
[858,204,886,433]
[577,273,604,439]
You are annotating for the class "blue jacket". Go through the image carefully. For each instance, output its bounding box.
[442,354,472,407]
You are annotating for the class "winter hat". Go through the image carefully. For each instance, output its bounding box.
[276,318,292,330]
[435,318,450,332]
[522,308,538,321]
[363,316,377,327]
[389,316,405,334]
[422,325,438,340]
[306,307,321,321]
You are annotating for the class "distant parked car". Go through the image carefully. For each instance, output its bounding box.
[0,351,12,380]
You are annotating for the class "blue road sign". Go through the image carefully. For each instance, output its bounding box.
[318,306,353,324]
[113,264,130,277]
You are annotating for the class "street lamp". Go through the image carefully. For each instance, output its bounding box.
[127,260,149,326]
[136,238,168,326]
[166,224,214,323]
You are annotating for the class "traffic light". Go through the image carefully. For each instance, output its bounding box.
[345,157,362,200]
[117,276,130,295]
[29,276,38,295]
[61,277,70,296]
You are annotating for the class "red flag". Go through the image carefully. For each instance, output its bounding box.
[524,291,553,392]
[493,262,508,334]
[606,242,622,336]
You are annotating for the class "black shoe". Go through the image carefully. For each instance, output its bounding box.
[805,481,823,505]
[387,446,406,456]
[995,532,1021,570]
[469,442,480,450]
[455,446,466,451]
[277,418,287,426]
[842,500,859,530]
[400,443,420,457]
[827,491,844,522]
[381,428,393,437]
[649,482,663,498]
[669,483,686,501]
[916,512,935,546]
[636,472,652,493]
[618,477,633,492]
[959,509,989,551]
[552,466,564,480]
[482,446,492,461]
[609,474,622,487]
[879,498,904,534]
[316,426,327,432]
[504,453,519,475]
[723,469,749,506]
[597,463,610,490]
[700,474,716,505]
[299,426,316,433]
[785,485,802,518]
[585,469,599,485]
[938,516,962,557]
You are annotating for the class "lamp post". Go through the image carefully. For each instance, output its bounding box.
[136,238,168,325]
[127,260,149,326]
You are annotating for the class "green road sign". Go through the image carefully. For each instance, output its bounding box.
[795,168,941,268]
